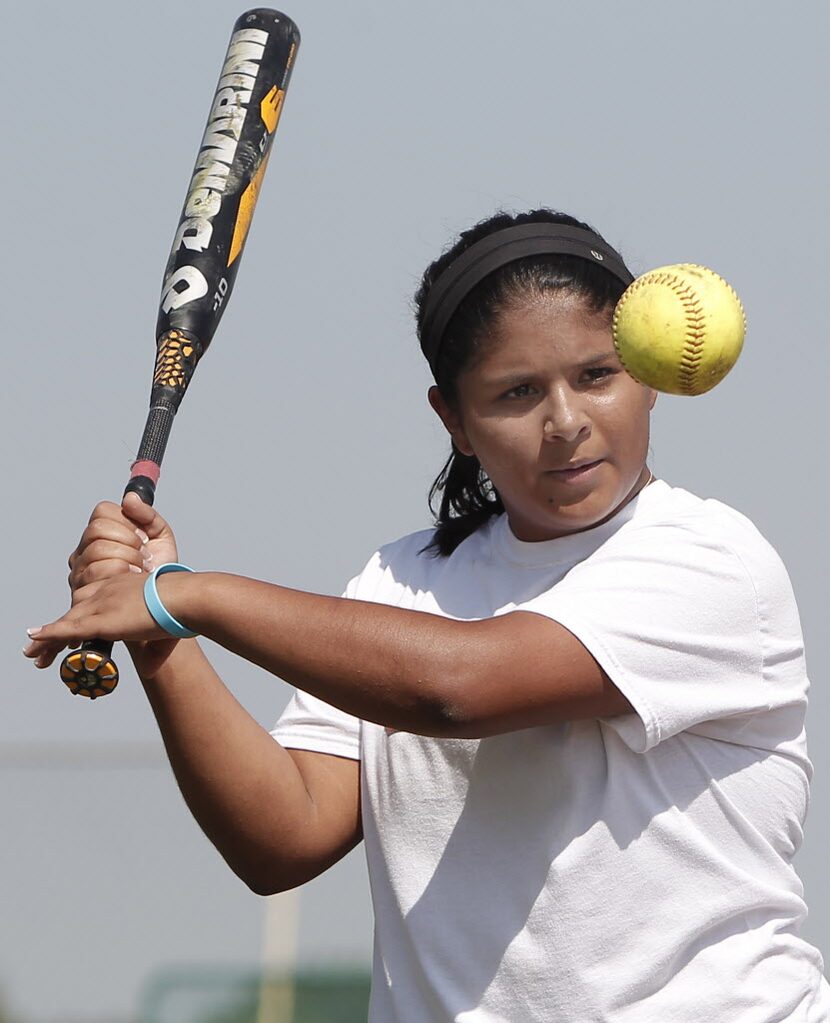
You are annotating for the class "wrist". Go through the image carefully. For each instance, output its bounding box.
[155,570,217,638]
[126,637,181,683]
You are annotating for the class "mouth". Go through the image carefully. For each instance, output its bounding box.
[546,458,604,482]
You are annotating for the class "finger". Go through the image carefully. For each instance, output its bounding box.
[24,628,71,662]
[71,573,143,611]
[23,639,67,669]
[73,538,145,574]
[70,558,144,596]
[76,537,145,566]
[86,501,153,552]
[27,596,156,650]
[35,646,63,669]
[88,500,132,527]
[72,505,150,582]
[70,521,149,591]
[26,610,93,653]
[23,636,54,658]
[71,575,123,606]
[122,492,173,541]
[71,556,144,597]
[78,517,147,553]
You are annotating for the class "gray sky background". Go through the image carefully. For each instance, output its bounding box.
[4,1,829,1019]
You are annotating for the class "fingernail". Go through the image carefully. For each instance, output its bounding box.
[135,529,149,545]
[27,627,42,637]
[35,658,46,669]
[143,557,155,571]
[129,564,142,574]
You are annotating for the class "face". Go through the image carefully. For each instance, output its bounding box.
[429,292,657,542]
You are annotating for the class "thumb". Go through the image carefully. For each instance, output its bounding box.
[121,491,173,541]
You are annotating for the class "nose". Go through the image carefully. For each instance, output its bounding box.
[542,388,591,444]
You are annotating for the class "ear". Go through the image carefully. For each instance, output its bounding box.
[648,388,658,410]
[428,386,475,457]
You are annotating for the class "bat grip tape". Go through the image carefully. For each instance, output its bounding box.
[144,564,198,639]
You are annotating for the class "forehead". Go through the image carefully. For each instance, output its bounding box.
[476,292,617,373]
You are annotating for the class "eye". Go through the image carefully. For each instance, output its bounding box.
[583,366,615,383]
[503,382,537,399]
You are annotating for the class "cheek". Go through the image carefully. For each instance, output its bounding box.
[467,420,536,476]
[601,377,651,420]
[602,391,652,454]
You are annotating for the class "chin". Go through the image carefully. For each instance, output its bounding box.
[525,491,623,539]
[547,508,609,535]
[508,507,602,542]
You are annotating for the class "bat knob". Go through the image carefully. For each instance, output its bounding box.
[60,646,119,699]
[124,475,157,506]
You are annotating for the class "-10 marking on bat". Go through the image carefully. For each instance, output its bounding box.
[160,27,268,315]
[213,277,229,311]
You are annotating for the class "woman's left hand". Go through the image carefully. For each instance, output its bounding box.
[23,573,171,668]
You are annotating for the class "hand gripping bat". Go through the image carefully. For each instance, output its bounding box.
[59,9,300,698]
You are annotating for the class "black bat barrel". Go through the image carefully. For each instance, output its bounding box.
[128,8,301,506]
[159,9,300,356]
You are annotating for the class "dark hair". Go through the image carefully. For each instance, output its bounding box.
[414,208,631,557]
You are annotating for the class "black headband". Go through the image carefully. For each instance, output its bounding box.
[419,223,634,378]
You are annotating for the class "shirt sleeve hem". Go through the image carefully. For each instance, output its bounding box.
[519,606,663,753]
[269,727,361,762]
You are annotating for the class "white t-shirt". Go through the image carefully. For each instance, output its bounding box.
[272,479,830,1022]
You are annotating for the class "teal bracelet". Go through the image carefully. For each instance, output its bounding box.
[143,563,198,639]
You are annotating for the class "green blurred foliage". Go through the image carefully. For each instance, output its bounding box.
[140,967,370,1023]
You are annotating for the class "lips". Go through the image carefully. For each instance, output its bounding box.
[548,458,603,472]
[546,458,604,481]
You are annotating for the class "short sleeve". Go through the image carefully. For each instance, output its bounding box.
[270,688,361,760]
[518,518,777,753]
[268,531,435,760]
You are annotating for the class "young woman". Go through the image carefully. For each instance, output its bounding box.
[25,209,830,1021]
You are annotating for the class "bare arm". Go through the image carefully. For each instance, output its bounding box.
[29,554,632,739]
[27,497,361,896]
[134,637,361,895]
[180,573,632,737]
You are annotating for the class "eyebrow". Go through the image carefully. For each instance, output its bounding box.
[484,351,620,386]
[580,351,619,366]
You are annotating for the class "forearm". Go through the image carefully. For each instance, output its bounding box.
[132,638,339,892]
[166,573,476,734]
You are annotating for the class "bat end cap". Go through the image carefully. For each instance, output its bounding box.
[60,648,119,698]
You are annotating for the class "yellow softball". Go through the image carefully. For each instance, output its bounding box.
[612,264,746,395]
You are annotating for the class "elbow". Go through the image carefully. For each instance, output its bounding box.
[425,695,488,739]
[413,650,487,739]
[415,621,518,739]
[244,873,275,897]
[245,873,298,898]
[239,862,304,897]
[227,849,306,897]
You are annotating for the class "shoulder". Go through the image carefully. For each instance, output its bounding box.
[618,481,788,572]
[344,527,441,602]
[344,522,494,603]
[598,480,800,624]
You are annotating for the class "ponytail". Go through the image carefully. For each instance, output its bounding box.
[423,447,504,557]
